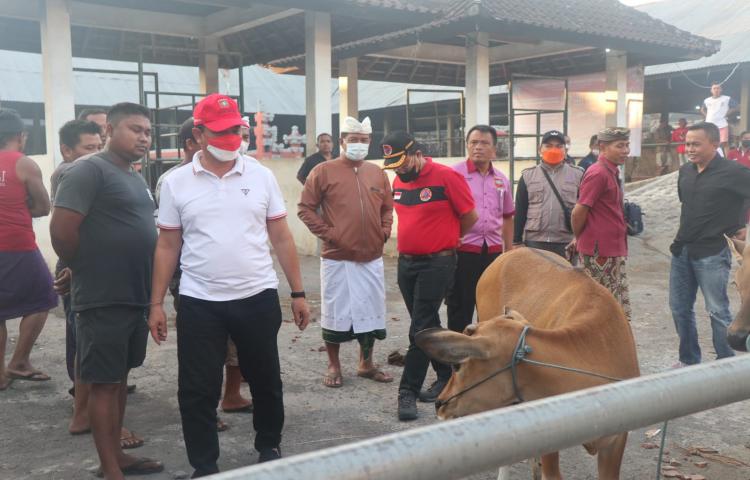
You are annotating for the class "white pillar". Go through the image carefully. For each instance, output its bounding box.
[605,50,628,127]
[40,0,75,167]
[305,11,332,155]
[199,36,220,94]
[465,32,490,129]
[338,57,358,134]
[739,64,750,134]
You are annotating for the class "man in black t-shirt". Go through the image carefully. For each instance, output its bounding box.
[669,122,750,368]
[51,103,163,478]
[296,132,333,184]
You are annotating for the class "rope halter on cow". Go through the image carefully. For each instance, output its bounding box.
[434,325,624,409]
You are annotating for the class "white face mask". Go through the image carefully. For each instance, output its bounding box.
[592,149,600,156]
[240,141,249,153]
[344,142,369,161]
[207,145,240,162]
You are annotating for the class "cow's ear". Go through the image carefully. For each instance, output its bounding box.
[502,307,530,325]
[725,234,745,265]
[416,328,491,364]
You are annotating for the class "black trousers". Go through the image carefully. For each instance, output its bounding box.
[397,254,455,393]
[177,289,283,477]
[445,249,501,333]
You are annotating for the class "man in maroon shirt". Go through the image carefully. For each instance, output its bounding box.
[0,108,57,390]
[571,127,631,320]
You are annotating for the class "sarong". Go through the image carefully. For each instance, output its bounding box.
[579,253,632,321]
[0,249,58,321]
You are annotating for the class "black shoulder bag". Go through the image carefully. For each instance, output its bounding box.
[540,167,573,233]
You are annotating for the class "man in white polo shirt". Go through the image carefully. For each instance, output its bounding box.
[148,94,310,477]
[701,82,738,153]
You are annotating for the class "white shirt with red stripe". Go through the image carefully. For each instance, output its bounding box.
[157,152,287,301]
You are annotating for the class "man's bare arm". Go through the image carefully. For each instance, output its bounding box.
[17,156,50,217]
[50,207,85,263]
[571,203,590,238]
[459,209,479,237]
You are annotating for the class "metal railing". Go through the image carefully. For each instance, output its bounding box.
[208,356,750,480]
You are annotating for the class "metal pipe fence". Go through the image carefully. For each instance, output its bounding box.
[208,356,750,480]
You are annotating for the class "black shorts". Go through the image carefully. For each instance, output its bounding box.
[76,306,148,384]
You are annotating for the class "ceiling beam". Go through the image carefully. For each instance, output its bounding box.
[203,5,301,37]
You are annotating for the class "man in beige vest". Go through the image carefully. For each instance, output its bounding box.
[513,130,583,259]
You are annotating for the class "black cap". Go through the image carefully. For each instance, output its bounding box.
[541,130,565,145]
[381,130,420,169]
[0,109,24,135]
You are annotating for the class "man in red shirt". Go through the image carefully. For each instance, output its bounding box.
[672,118,689,166]
[0,108,57,390]
[728,130,750,169]
[381,131,478,421]
[571,127,631,320]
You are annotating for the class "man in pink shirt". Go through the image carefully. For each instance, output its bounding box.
[571,127,631,320]
[445,123,514,349]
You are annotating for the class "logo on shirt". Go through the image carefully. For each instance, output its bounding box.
[241,188,249,196]
[393,191,402,201]
[494,177,505,191]
[419,188,432,202]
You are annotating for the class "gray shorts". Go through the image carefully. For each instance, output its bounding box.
[76,306,148,384]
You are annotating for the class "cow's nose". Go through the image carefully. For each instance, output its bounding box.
[727,330,749,352]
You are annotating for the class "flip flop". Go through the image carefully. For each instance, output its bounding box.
[323,373,343,388]
[8,370,50,382]
[120,430,144,450]
[357,368,393,383]
[94,457,164,478]
[222,403,253,414]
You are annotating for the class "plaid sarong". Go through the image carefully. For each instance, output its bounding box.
[579,253,632,321]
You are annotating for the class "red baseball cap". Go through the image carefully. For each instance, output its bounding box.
[193,93,249,132]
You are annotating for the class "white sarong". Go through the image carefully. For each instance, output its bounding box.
[320,257,386,333]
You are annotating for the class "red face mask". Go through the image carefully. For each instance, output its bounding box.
[542,148,565,165]
[206,133,242,151]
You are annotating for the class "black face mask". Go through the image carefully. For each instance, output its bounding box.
[742,140,750,149]
[396,168,419,183]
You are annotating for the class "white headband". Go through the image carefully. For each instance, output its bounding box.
[341,116,372,134]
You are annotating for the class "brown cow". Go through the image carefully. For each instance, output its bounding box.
[726,235,750,351]
[416,247,640,480]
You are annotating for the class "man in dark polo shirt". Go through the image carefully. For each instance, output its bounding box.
[51,102,163,478]
[381,131,478,421]
[669,122,750,367]
[571,127,631,320]
[296,132,333,184]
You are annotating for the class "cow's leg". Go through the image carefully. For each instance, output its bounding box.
[497,465,511,480]
[540,452,562,480]
[595,433,627,480]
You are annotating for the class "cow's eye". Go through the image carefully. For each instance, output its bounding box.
[452,364,461,372]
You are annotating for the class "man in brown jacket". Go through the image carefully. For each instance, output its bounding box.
[298,116,394,388]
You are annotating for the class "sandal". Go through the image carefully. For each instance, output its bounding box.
[120,429,144,450]
[357,368,393,383]
[323,372,343,388]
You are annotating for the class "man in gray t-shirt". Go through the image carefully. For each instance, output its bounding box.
[50,103,163,478]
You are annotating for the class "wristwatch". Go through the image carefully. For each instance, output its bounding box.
[291,291,306,299]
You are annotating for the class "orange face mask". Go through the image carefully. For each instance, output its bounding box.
[542,148,565,165]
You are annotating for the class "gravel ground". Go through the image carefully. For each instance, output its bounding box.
[3,174,750,479]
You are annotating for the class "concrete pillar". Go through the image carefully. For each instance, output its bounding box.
[605,50,628,127]
[305,11,332,155]
[465,32,490,129]
[447,115,456,157]
[40,0,75,167]
[739,63,750,134]
[199,36,220,94]
[338,57,358,134]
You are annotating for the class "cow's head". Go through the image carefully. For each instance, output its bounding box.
[726,235,750,351]
[415,308,531,419]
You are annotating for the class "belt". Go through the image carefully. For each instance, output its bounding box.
[399,249,456,261]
